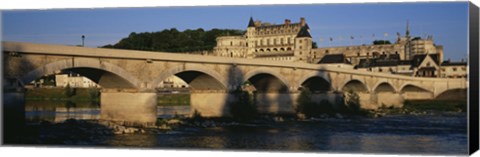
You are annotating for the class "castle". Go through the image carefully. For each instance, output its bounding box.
[213,17,467,78]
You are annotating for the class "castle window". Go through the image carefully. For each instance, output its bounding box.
[300,46,302,49]
[453,67,457,71]
[326,50,329,54]
[287,37,291,44]
[230,42,233,46]
[255,41,258,46]
[280,48,285,51]
[281,38,284,45]
[274,39,277,45]
[357,52,360,56]
[299,40,302,43]
[287,47,292,51]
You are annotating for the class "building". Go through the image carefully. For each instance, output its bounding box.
[440,60,468,78]
[55,74,99,88]
[317,54,354,69]
[157,76,189,88]
[313,22,444,65]
[214,17,312,62]
[214,17,466,78]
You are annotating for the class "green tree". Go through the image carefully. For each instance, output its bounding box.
[373,40,391,45]
[230,90,257,121]
[103,28,245,53]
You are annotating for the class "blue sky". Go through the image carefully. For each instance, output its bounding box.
[2,2,469,61]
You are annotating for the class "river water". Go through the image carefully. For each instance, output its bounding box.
[24,101,468,155]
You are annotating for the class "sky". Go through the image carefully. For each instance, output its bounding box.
[1,2,469,61]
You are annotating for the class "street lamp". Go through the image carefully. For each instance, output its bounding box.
[81,35,85,47]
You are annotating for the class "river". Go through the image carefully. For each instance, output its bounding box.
[23,101,468,155]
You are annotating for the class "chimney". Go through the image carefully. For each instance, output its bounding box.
[284,19,291,25]
[300,17,306,26]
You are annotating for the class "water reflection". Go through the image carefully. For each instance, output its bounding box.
[23,101,467,154]
[25,101,100,123]
[25,101,191,123]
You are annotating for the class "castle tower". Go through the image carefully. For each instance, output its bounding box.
[246,16,256,58]
[294,25,312,62]
[405,20,413,60]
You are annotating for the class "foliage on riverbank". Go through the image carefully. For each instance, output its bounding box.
[157,93,190,106]
[230,90,257,121]
[374,100,467,116]
[25,87,100,102]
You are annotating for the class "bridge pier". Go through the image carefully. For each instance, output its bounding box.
[374,93,404,108]
[100,89,157,126]
[255,92,296,115]
[190,90,237,117]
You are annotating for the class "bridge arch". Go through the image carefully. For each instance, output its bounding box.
[434,88,467,100]
[152,64,227,90]
[341,79,369,93]
[21,58,141,88]
[372,82,397,93]
[399,83,434,100]
[299,71,331,92]
[243,68,290,93]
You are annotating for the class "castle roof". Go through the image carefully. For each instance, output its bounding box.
[296,26,312,38]
[318,54,351,64]
[248,17,255,27]
[411,54,440,67]
[441,61,467,66]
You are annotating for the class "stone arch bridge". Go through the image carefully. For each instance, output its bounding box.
[2,41,467,124]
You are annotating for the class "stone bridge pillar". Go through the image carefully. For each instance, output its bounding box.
[255,92,296,115]
[100,88,157,126]
[189,90,237,117]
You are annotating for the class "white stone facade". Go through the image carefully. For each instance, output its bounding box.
[55,74,99,88]
[214,17,312,62]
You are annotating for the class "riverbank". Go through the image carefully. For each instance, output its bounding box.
[25,87,100,102]
[25,88,190,106]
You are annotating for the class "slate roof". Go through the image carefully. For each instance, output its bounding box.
[441,61,467,66]
[411,54,440,67]
[248,17,255,27]
[296,26,312,38]
[318,54,351,64]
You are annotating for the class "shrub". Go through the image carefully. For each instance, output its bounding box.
[64,84,76,97]
[230,90,257,121]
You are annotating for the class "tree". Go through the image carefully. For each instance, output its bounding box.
[64,84,76,97]
[103,28,245,53]
[312,41,318,48]
[373,40,391,45]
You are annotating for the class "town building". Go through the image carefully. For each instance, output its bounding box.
[55,74,99,88]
